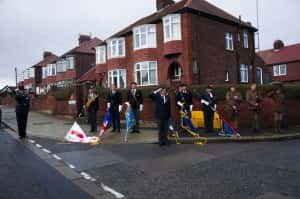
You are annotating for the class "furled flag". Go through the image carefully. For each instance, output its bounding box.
[124,106,136,142]
[99,108,112,138]
[183,116,198,132]
[220,117,240,137]
[65,122,99,144]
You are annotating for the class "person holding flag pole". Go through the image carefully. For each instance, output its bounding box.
[125,82,143,134]
[107,84,122,133]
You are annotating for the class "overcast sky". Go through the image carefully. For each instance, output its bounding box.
[0,0,299,88]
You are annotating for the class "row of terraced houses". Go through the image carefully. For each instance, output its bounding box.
[17,0,300,114]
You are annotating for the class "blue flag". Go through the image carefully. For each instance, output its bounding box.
[183,117,197,132]
[99,108,112,137]
[124,106,136,142]
[221,118,238,136]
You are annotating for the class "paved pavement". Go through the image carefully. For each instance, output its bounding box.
[0,106,158,144]
[2,105,300,144]
[30,135,300,199]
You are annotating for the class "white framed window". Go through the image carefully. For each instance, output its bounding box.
[163,14,182,42]
[42,67,48,79]
[243,30,249,48]
[173,64,182,80]
[57,60,67,73]
[107,38,125,59]
[108,69,126,89]
[96,46,106,64]
[133,24,157,50]
[225,71,229,82]
[46,64,56,77]
[240,64,249,83]
[66,56,75,70]
[273,64,286,76]
[135,61,158,86]
[225,32,234,50]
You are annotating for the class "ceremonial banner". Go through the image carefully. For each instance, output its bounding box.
[124,106,136,142]
[65,122,99,144]
[99,108,112,138]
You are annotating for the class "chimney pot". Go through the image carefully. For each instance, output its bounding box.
[274,40,284,50]
[156,0,175,10]
[43,51,52,59]
[79,34,91,45]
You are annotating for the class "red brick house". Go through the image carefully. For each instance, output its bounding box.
[257,40,300,84]
[32,52,58,94]
[93,0,257,89]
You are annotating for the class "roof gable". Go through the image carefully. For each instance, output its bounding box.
[108,0,256,39]
[33,54,58,68]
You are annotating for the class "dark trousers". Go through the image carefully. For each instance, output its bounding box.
[16,112,28,138]
[157,119,169,145]
[88,111,97,132]
[110,107,120,131]
[204,109,214,133]
[132,109,140,132]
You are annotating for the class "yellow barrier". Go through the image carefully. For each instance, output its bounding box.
[191,111,221,129]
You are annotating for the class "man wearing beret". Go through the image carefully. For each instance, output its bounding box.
[15,86,30,139]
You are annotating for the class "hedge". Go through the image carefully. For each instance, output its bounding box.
[98,84,300,101]
[52,86,74,101]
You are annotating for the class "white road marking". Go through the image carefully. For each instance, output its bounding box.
[101,183,125,198]
[52,154,62,160]
[67,164,76,169]
[36,144,42,148]
[42,148,51,154]
[28,139,35,144]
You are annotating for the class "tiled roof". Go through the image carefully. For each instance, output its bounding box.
[78,67,96,82]
[33,54,58,68]
[267,44,300,65]
[61,37,103,58]
[108,0,256,39]
[256,49,274,64]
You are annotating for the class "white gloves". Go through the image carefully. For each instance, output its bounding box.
[154,88,162,94]
[118,105,122,113]
[177,101,184,107]
[125,102,130,107]
[139,104,144,112]
[190,105,194,112]
[107,103,111,109]
[201,99,209,106]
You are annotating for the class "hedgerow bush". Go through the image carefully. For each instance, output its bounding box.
[52,86,74,101]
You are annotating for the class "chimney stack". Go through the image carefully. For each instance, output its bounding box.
[79,34,92,45]
[43,51,53,59]
[273,40,284,51]
[156,0,175,10]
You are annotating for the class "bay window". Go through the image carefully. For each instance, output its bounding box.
[163,14,182,42]
[108,69,126,88]
[135,61,158,86]
[96,46,106,64]
[240,64,248,83]
[42,67,48,79]
[133,24,156,49]
[225,32,234,50]
[273,64,286,76]
[107,38,125,59]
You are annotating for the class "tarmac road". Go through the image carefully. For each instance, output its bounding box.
[0,128,94,199]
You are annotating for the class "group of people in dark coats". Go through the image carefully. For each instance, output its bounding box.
[14,82,285,144]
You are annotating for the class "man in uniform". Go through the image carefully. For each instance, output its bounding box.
[225,86,242,129]
[267,84,285,133]
[15,86,30,139]
[200,85,216,133]
[246,83,262,133]
[150,87,171,146]
[85,87,99,133]
[107,84,122,133]
[126,82,143,133]
[175,84,193,116]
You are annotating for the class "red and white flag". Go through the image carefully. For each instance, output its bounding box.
[65,122,99,144]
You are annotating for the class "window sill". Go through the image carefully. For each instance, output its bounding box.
[134,47,157,51]
[225,48,234,52]
[107,56,126,60]
[164,39,182,43]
